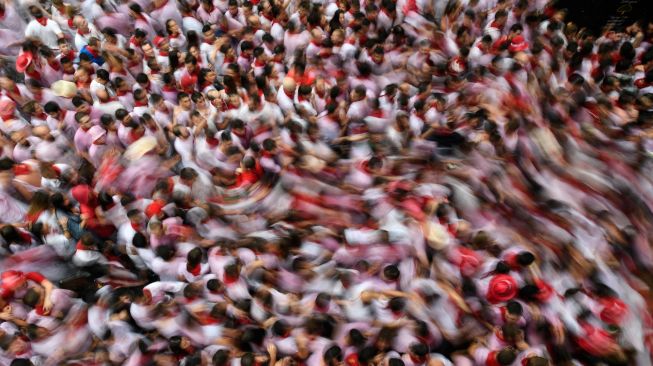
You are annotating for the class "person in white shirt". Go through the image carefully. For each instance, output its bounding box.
[25,6,65,51]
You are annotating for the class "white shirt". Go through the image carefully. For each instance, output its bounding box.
[25,18,63,50]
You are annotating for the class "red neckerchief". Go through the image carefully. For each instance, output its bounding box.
[130,222,141,231]
[254,59,266,67]
[1,114,14,122]
[297,95,309,102]
[116,90,129,97]
[84,46,99,58]
[283,88,294,99]
[35,17,48,26]
[169,32,179,39]
[188,263,201,276]
[47,59,61,71]
[26,69,42,81]
[77,28,88,36]
[134,100,148,107]
[130,36,141,48]
[223,56,235,64]
[206,137,220,147]
[162,84,177,92]
[486,351,501,366]
[369,109,383,118]
[129,129,144,142]
[409,355,427,366]
[76,241,93,251]
[223,273,238,285]
[490,20,503,30]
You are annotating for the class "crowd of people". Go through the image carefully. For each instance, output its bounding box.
[0,0,652,364]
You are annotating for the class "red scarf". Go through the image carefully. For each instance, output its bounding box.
[134,100,148,107]
[1,114,14,122]
[223,273,238,285]
[26,69,42,81]
[84,46,99,58]
[283,88,294,99]
[485,351,501,366]
[188,263,201,276]
[47,59,61,71]
[35,17,48,26]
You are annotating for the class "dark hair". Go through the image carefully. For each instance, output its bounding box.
[506,300,523,316]
[517,251,535,266]
[383,265,400,280]
[323,345,343,365]
[213,349,230,366]
[349,328,366,348]
[10,360,34,366]
[497,347,518,365]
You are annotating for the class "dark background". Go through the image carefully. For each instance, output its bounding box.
[557,0,651,35]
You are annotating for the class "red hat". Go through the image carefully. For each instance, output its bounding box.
[180,74,197,91]
[16,52,34,73]
[487,274,518,304]
[508,35,528,53]
[145,199,166,218]
[599,297,628,325]
[153,36,167,48]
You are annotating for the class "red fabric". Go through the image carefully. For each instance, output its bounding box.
[188,264,201,276]
[487,274,518,304]
[13,164,31,176]
[485,351,500,366]
[1,271,46,299]
[235,169,260,187]
[599,297,628,325]
[35,17,48,26]
[145,200,166,218]
[576,323,617,356]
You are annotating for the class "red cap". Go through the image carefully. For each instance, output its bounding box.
[487,274,518,304]
[508,35,528,53]
[16,52,34,73]
[599,297,628,325]
[145,199,166,218]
